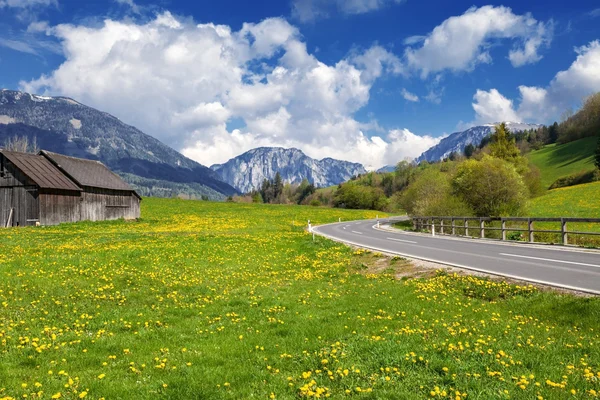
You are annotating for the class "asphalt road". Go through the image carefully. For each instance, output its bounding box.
[313,218,600,294]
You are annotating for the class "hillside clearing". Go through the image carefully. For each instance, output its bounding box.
[0,199,598,399]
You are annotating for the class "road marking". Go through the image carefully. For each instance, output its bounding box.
[386,237,417,244]
[351,231,363,235]
[500,253,600,269]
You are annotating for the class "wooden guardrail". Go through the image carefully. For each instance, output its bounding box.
[412,216,600,246]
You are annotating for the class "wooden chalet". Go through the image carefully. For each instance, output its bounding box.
[0,150,140,227]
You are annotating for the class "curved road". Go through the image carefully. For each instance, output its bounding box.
[313,218,600,294]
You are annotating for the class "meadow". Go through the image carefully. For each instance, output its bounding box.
[527,137,597,190]
[1,198,599,399]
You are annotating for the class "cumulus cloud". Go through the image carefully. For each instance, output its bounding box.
[292,0,405,22]
[472,89,520,124]
[401,88,419,102]
[405,6,552,77]
[470,40,600,124]
[21,12,427,169]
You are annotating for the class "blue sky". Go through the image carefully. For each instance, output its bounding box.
[1,0,599,168]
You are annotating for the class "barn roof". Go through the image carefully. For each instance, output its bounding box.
[40,150,136,193]
[0,150,82,191]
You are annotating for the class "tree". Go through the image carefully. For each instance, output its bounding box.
[548,122,559,143]
[595,135,600,170]
[489,123,520,161]
[400,168,472,216]
[464,144,476,158]
[452,156,528,217]
[3,135,39,153]
[273,172,283,200]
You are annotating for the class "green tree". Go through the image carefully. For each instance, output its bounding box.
[400,168,472,216]
[463,144,476,158]
[273,172,283,200]
[489,123,521,161]
[595,135,600,170]
[452,156,528,217]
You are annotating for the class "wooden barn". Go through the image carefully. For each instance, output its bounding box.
[0,149,140,227]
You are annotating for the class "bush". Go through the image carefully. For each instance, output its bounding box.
[452,156,528,217]
[548,169,600,189]
[400,168,473,216]
[333,183,388,210]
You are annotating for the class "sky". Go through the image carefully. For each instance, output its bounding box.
[1,0,599,169]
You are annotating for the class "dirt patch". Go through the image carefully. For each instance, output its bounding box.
[348,246,594,297]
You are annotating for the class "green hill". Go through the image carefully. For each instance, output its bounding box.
[529,181,600,218]
[527,136,596,189]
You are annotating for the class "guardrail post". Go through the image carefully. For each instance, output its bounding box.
[561,218,568,245]
[501,219,506,241]
[464,219,469,237]
[451,218,455,235]
[480,218,485,238]
[412,218,416,230]
[528,218,534,243]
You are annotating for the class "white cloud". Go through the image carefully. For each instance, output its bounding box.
[0,0,55,7]
[115,0,141,14]
[590,8,600,18]
[0,38,38,54]
[384,129,440,164]
[401,88,419,102]
[472,89,520,124]
[292,0,405,22]
[21,13,424,169]
[405,6,552,77]
[26,20,50,33]
[471,40,600,124]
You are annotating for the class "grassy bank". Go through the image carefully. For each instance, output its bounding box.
[527,137,596,189]
[0,198,599,399]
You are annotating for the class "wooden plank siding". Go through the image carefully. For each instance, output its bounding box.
[81,187,140,222]
[39,190,81,226]
[0,156,35,188]
[1,152,140,227]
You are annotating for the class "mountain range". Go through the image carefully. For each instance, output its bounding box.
[211,147,366,193]
[0,89,237,199]
[416,122,541,163]
[0,90,369,198]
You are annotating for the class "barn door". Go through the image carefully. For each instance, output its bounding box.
[0,188,12,227]
[24,187,39,226]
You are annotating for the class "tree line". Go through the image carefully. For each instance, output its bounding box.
[332,123,544,217]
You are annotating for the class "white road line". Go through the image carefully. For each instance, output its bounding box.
[386,237,418,244]
[351,231,363,235]
[500,253,600,269]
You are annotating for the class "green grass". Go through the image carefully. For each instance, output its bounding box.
[528,137,597,189]
[1,198,599,399]
[529,181,600,218]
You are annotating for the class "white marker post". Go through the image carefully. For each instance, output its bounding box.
[432,222,435,237]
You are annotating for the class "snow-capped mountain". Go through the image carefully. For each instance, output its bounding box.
[416,122,541,163]
[0,89,237,199]
[211,147,367,193]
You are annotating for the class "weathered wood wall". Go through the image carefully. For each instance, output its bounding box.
[0,156,34,188]
[80,187,140,222]
[1,154,140,227]
[39,190,81,226]
[0,156,39,227]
